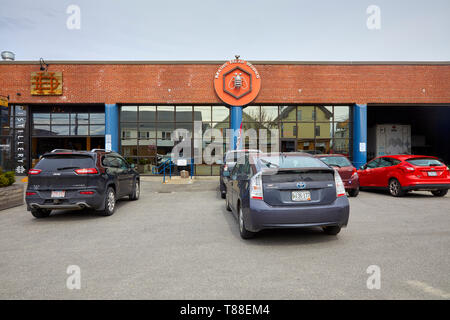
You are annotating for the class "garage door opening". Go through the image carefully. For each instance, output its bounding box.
[367,105,450,164]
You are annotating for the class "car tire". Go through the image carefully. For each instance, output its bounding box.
[31,208,51,218]
[225,193,232,211]
[129,180,140,201]
[347,188,359,197]
[99,187,116,216]
[431,189,448,197]
[389,178,405,197]
[323,226,341,235]
[239,206,255,239]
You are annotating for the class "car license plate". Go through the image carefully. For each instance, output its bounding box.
[51,191,65,198]
[427,171,438,176]
[291,190,311,202]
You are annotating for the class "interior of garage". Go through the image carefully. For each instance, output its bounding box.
[367,105,450,164]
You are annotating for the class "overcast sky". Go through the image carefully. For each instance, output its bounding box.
[1,0,449,61]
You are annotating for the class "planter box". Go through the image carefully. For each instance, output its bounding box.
[0,184,24,211]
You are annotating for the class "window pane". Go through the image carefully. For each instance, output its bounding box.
[139,122,156,139]
[90,125,105,136]
[139,106,156,122]
[90,113,105,124]
[212,106,229,122]
[194,106,211,122]
[316,106,333,122]
[297,122,315,139]
[138,140,157,157]
[297,106,315,121]
[176,106,192,122]
[261,106,278,122]
[334,119,350,139]
[71,113,89,125]
[332,139,350,156]
[33,125,51,136]
[51,113,69,125]
[243,106,260,122]
[121,123,137,139]
[334,106,350,122]
[33,113,50,124]
[157,123,174,156]
[51,125,70,135]
[157,106,174,121]
[279,106,296,122]
[70,125,88,135]
[315,122,334,140]
[121,139,138,157]
[280,122,296,138]
[121,106,138,122]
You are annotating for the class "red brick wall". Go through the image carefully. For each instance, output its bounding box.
[1,63,449,105]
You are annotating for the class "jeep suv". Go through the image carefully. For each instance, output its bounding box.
[25,150,140,218]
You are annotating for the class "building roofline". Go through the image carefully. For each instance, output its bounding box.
[0,60,450,65]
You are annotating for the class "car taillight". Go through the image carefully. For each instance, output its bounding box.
[26,192,37,196]
[335,170,346,197]
[74,168,98,175]
[28,169,41,175]
[400,164,415,173]
[250,172,264,200]
[79,191,94,195]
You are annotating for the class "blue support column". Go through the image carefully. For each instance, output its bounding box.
[105,104,119,152]
[352,104,367,169]
[230,106,243,150]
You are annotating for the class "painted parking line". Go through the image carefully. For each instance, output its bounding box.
[406,280,450,299]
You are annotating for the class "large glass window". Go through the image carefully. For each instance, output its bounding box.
[120,105,230,175]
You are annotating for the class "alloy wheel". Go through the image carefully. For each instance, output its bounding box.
[107,191,115,212]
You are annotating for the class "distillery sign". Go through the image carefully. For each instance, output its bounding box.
[214,57,261,106]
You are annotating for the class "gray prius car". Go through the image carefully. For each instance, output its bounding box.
[224,152,350,239]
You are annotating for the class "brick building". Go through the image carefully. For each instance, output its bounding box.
[0,60,449,175]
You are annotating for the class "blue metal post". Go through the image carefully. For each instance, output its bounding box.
[105,104,119,152]
[230,106,243,150]
[352,104,367,169]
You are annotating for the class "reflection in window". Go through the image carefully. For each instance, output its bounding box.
[194,106,211,122]
[176,106,192,122]
[297,106,315,121]
[212,106,229,122]
[51,125,70,135]
[70,125,88,135]
[90,113,105,124]
[243,106,260,122]
[89,125,105,136]
[121,106,138,122]
[33,113,50,124]
[71,113,89,124]
[279,106,296,121]
[52,113,70,124]
[157,106,174,121]
[139,106,156,122]
[260,106,278,122]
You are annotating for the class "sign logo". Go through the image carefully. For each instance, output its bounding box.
[214,56,261,106]
[0,95,8,107]
[31,72,63,95]
[296,182,306,189]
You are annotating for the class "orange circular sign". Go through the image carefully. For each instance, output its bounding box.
[214,59,261,106]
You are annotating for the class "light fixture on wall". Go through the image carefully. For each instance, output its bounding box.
[39,58,48,71]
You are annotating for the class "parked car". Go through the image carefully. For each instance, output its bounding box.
[314,154,360,197]
[219,149,261,199]
[357,155,450,197]
[224,152,350,239]
[25,150,140,218]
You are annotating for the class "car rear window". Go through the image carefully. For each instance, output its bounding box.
[35,155,95,171]
[318,156,352,167]
[257,155,328,169]
[406,158,444,166]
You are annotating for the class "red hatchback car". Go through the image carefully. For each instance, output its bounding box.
[315,154,360,197]
[358,155,450,197]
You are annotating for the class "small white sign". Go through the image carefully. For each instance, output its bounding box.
[359,142,366,152]
[177,159,187,166]
[105,134,112,151]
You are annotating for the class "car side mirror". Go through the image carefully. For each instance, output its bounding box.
[359,165,365,170]
[130,164,135,169]
[223,170,230,177]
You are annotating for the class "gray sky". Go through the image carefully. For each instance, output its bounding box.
[1,0,449,61]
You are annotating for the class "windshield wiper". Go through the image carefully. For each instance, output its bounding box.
[57,166,79,170]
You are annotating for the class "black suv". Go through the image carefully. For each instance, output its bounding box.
[25,150,140,218]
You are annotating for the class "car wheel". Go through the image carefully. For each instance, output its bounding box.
[323,226,341,235]
[347,188,359,197]
[225,193,231,211]
[431,189,448,197]
[389,178,405,197]
[31,208,51,218]
[239,206,255,239]
[99,187,116,216]
[129,180,140,200]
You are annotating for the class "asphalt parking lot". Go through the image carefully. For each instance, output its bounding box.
[0,179,449,300]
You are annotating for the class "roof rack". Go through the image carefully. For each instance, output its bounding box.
[90,149,108,152]
[51,149,73,153]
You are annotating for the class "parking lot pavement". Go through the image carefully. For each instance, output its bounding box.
[0,180,449,300]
